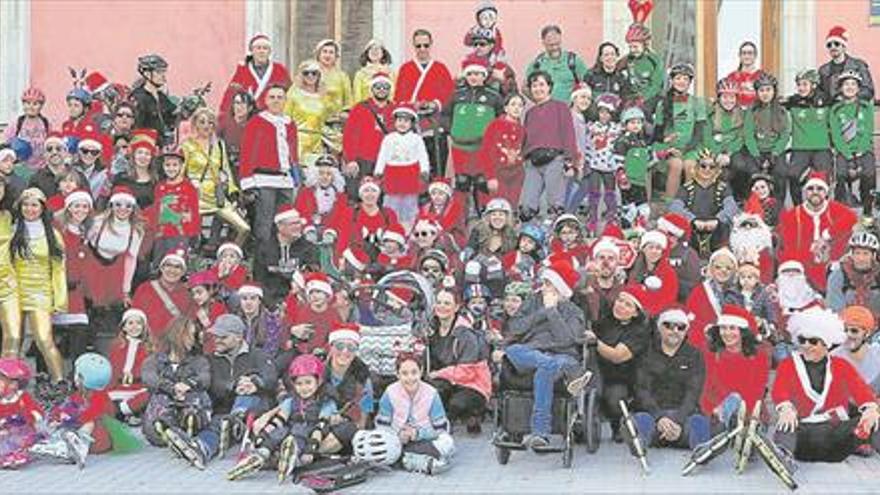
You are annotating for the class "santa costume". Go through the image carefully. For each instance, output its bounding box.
[107,309,151,420]
[420,177,467,248]
[130,249,193,343]
[294,155,351,237]
[284,272,343,354]
[374,103,430,227]
[685,248,743,351]
[626,230,679,316]
[219,34,292,115]
[335,176,399,261]
[342,72,395,171]
[478,110,525,206]
[728,201,776,285]
[395,55,455,129]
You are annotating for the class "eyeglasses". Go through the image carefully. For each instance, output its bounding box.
[846,326,865,335]
[826,41,842,49]
[80,148,101,156]
[116,112,134,118]
[414,43,431,49]
[333,342,359,353]
[413,230,435,238]
[46,145,65,152]
[302,70,320,77]
[662,321,688,332]
[797,336,823,346]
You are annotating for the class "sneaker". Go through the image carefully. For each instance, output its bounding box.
[164,426,207,470]
[29,435,74,462]
[400,452,450,475]
[525,434,550,450]
[566,370,593,396]
[126,415,143,427]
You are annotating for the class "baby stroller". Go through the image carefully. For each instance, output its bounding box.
[491,327,601,468]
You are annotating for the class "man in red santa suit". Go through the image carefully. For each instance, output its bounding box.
[772,307,880,462]
[342,72,394,200]
[395,29,455,177]
[219,34,292,117]
[239,84,299,244]
[728,201,776,285]
[131,248,193,343]
[777,171,857,292]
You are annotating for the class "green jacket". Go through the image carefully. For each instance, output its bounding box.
[652,96,708,154]
[830,99,875,159]
[614,133,650,188]
[705,105,746,155]
[786,94,831,151]
[524,50,589,103]
[624,51,664,102]
[744,104,791,156]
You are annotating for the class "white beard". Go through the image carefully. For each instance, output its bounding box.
[777,274,819,311]
[729,224,773,260]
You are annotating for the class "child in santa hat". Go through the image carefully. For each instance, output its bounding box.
[107,309,152,426]
[746,173,779,227]
[371,223,415,278]
[188,270,228,352]
[0,357,44,469]
[210,242,250,309]
[374,104,430,230]
[420,177,467,248]
[285,272,343,356]
[477,93,526,208]
[149,150,200,271]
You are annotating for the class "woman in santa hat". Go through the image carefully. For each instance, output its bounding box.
[111,129,159,210]
[284,272,343,356]
[772,307,880,462]
[235,283,284,358]
[324,323,374,434]
[187,270,228,352]
[107,308,151,426]
[408,213,459,270]
[219,33,292,117]
[627,230,679,316]
[700,305,771,431]
[685,247,743,350]
[420,177,467,249]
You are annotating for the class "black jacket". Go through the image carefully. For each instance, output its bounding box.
[130,86,178,146]
[142,352,211,399]
[634,336,706,424]
[818,55,875,102]
[253,234,319,308]
[207,343,278,414]
[594,312,650,385]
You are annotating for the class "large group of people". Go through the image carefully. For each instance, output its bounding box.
[0,0,879,489]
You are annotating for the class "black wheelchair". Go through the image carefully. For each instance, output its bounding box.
[491,343,601,468]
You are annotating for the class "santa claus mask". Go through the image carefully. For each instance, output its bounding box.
[776,271,819,311]
[729,215,773,258]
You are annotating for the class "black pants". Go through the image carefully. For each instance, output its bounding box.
[33,323,92,376]
[789,149,833,205]
[727,151,761,202]
[345,159,376,204]
[423,134,449,178]
[774,417,880,462]
[87,304,125,357]
[835,152,876,214]
[431,378,486,421]
[600,381,632,425]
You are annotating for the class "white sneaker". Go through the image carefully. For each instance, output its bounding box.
[401,452,450,475]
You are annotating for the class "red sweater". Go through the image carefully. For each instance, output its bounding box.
[151,180,201,238]
[701,347,771,415]
[108,337,149,387]
[131,280,193,343]
[0,391,43,424]
[772,354,877,420]
[210,264,250,292]
[342,99,392,163]
[284,302,343,354]
[239,111,299,190]
[478,116,525,180]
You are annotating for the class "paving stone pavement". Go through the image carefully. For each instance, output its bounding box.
[3,424,880,494]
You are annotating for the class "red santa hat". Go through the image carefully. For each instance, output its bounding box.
[84,71,111,94]
[359,175,382,197]
[44,131,66,148]
[619,283,649,312]
[382,223,407,246]
[657,212,691,240]
[304,272,334,297]
[601,223,625,240]
[714,304,757,334]
[802,171,829,191]
[237,282,264,299]
[387,286,413,306]
[216,242,243,259]
[826,25,848,46]
[777,259,805,275]
[788,307,846,347]
[274,204,307,224]
[461,54,489,76]
[570,82,593,102]
[342,246,370,272]
[540,260,579,299]
[77,129,104,151]
[328,322,361,345]
[130,128,159,155]
[109,185,136,205]
[64,188,93,209]
[591,237,620,258]
[249,33,272,49]
[414,213,441,234]
[160,247,188,269]
[371,71,393,87]
[639,230,668,251]
[428,177,453,198]
[657,304,694,327]
[392,102,419,120]
[121,308,148,326]
[743,192,765,220]
[708,247,737,268]
[188,269,219,289]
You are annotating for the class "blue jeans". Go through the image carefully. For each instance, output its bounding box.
[504,344,579,436]
[633,410,711,449]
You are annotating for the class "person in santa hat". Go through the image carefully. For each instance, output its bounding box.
[627,230,679,316]
[107,308,151,426]
[252,204,319,309]
[234,282,284,358]
[684,247,743,351]
[342,71,394,200]
[700,305,771,430]
[656,212,701,301]
[818,25,874,102]
[467,27,517,98]
[188,270,228,352]
[284,272,343,356]
[576,235,624,322]
[239,83,298,244]
[547,213,590,269]
[826,230,880,315]
[477,93,526,208]
[776,170,857,292]
[148,149,200,271]
[373,223,415,279]
[502,259,590,449]
[728,201,776,284]
[28,132,70,198]
[295,154,350,248]
[374,103,430,230]
[219,33,292,117]
[418,248,452,290]
[130,247,193,344]
[112,128,158,209]
[745,172,779,227]
[833,305,880,394]
[443,54,504,214]
[409,213,457,268]
[589,284,651,442]
[772,307,880,463]
[420,177,467,249]
[4,87,49,171]
[564,82,594,217]
[395,29,456,177]
[71,128,112,201]
[209,242,251,309]
[335,175,399,262]
[324,323,374,432]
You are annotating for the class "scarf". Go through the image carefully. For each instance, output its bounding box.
[840,257,880,308]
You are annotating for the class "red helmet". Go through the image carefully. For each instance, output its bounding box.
[625,23,651,43]
[716,78,739,95]
[0,357,33,384]
[288,354,325,381]
[21,87,46,103]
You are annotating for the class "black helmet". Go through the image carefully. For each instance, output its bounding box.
[753,71,778,90]
[137,54,169,74]
[668,63,695,80]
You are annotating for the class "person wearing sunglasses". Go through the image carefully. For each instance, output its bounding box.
[833,305,880,394]
[27,133,69,198]
[72,130,111,201]
[342,72,396,202]
[772,307,880,463]
[284,60,332,168]
[629,305,710,452]
[818,25,874,103]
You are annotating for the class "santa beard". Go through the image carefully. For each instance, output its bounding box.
[777,273,819,311]
[729,224,773,259]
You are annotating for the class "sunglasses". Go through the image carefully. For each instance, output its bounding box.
[333,342,359,353]
[373,83,391,91]
[413,230,435,238]
[116,112,134,118]
[415,43,431,49]
[662,321,688,332]
[805,185,826,192]
[826,41,842,49]
[797,336,823,346]
[80,148,101,156]
[46,145,65,152]
[302,70,320,77]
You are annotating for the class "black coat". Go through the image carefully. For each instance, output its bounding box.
[252,235,319,308]
[634,336,706,424]
[207,344,278,414]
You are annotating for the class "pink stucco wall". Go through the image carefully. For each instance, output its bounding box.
[815,0,880,90]
[404,0,605,80]
[30,0,246,124]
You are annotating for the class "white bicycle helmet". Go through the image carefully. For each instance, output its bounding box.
[352,428,402,466]
[850,230,880,252]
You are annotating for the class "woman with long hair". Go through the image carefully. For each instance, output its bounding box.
[314,39,353,115]
[0,177,21,360]
[352,39,394,103]
[8,188,67,382]
[112,128,158,209]
[285,60,334,167]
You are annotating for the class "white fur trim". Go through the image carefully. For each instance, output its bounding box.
[709,247,737,267]
[639,230,667,250]
[217,242,243,258]
[803,177,829,191]
[161,253,186,268]
[592,238,619,257]
[428,181,453,197]
[306,279,333,296]
[342,248,367,271]
[826,35,847,46]
[109,191,136,205]
[462,64,488,75]
[717,314,749,328]
[64,190,93,209]
[77,138,103,150]
[0,148,16,162]
[788,308,846,347]
[237,284,264,298]
[329,329,360,344]
[371,74,393,86]
[644,275,662,291]
[657,217,684,238]
[121,308,147,326]
[658,308,692,326]
[541,268,573,299]
[274,208,305,224]
[382,230,406,246]
[359,181,381,195]
[778,260,804,274]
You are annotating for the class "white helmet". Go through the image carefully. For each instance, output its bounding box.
[352,428,402,466]
[484,198,512,215]
[849,230,880,252]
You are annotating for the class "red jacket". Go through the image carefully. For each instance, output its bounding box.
[284,302,343,354]
[294,186,351,234]
[131,280,193,343]
[220,61,292,116]
[239,111,298,190]
[395,59,455,129]
[336,205,399,257]
[58,226,92,322]
[0,391,43,424]
[150,180,200,238]
[420,198,467,248]
[210,264,250,292]
[772,354,877,420]
[478,116,525,180]
[342,99,392,163]
[686,281,724,351]
[108,337,149,387]
[701,347,771,415]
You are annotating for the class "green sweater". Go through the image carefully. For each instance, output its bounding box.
[830,99,875,159]
[614,133,650,188]
[524,50,589,103]
[789,106,831,151]
[705,105,746,155]
[653,96,708,153]
[625,51,665,102]
[744,104,791,156]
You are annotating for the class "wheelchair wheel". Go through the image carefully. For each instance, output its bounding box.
[495,446,511,465]
[585,388,601,454]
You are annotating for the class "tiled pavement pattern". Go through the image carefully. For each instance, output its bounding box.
[4,425,880,494]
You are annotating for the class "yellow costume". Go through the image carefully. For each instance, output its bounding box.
[284,86,335,167]
[0,211,21,358]
[352,64,396,103]
[321,66,353,114]
[181,137,250,244]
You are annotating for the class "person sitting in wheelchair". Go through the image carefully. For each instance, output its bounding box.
[500,259,592,450]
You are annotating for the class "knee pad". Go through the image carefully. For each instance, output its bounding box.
[432,432,455,458]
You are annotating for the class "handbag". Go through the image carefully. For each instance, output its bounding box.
[527,147,562,167]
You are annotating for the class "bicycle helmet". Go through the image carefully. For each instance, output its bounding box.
[668,63,695,80]
[469,26,496,43]
[66,87,93,106]
[0,357,33,385]
[504,281,533,299]
[837,69,863,87]
[352,428,402,466]
[795,69,820,86]
[484,197,512,215]
[849,230,880,252]
[464,283,492,301]
[553,213,582,233]
[519,223,546,246]
[716,78,739,95]
[74,353,112,391]
[753,72,778,90]
[620,106,645,123]
[625,23,651,43]
[287,354,325,381]
[21,87,46,104]
[137,54,169,74]
[7,138,33,163]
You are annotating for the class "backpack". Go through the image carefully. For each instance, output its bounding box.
[533,51,581,85]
